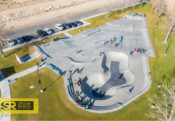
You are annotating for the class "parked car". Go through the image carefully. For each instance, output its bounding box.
[37,29,48,37]
[55,20,83,31]
[55,24,65,31]
[7,39,18,46]
[44,28,55,35]
[75,21,83,26]
[22,35,35,41]
[62,23,72,29]
[16,37,25,43]
[69,22,78,28]
[15,35,34,43]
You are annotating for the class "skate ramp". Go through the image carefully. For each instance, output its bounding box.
[105,51,129,72]
[83,51,135,98]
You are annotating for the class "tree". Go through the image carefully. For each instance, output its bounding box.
[149,77,175,121]
[151,0,175,44]
[0,22,6,58]
[151,0,167,28]
[163,3,175,44]
[151,0,166,18]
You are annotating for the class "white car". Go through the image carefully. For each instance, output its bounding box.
[7,39,17,46]
[44,28,54,35]
[55,24,65,31]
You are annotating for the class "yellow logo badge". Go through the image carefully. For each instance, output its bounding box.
[0,98,38,114]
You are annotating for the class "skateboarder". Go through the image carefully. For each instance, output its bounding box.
[129,86,134,94]
[69,70,72,75]
[115,42,118,47]
[78,78,81,86]
[130,51,134,55]
[118,73,124,79]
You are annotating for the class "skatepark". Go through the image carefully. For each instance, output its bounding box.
[36,13,154,112]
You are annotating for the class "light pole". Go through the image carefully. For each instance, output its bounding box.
[36,62,44,93]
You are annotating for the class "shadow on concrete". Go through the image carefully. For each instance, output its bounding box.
[101,54,109,73]
[37,46,52,58]
[80,61,127,100]
[97,61,126,95]
[80,75,112,100]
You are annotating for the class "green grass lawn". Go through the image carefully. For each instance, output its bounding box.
[8,3,175,120]
[0,33,65,78]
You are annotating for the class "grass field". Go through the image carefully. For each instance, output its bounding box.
[8,3,175,120]
[0,33,65,78]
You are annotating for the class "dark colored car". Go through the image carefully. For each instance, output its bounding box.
[22,35,35,41]
[75,21,83,26]
[69,22,78,28]
[62,23,72,29]
[16,35,35,43]
[37,29,49,37]
[16,37,25,43]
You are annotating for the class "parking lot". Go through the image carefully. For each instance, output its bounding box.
[6,20,84,47]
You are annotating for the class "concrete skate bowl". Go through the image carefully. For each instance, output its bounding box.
[77,51,135,111]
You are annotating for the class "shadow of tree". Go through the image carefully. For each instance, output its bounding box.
[1,66,15,78]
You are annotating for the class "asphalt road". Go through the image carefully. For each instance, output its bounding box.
[2,0,146,40]
[3,8,103,39]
